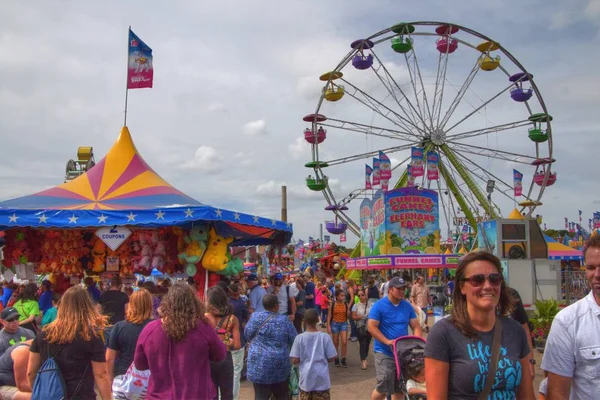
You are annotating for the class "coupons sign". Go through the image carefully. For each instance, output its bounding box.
[95,226,132,251]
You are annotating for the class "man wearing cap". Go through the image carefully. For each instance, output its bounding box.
[0,308,35,354]
[38,280,54,317]
[247,274,267,315]
[267,273,296,321]
[368,277,421,400]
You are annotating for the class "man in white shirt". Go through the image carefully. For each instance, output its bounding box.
[541,235,600,399]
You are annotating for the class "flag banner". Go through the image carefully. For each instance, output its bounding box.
[513,169,523,197]
[365,164,373,190]
[128,29,153,89]
[407,164,415,187]
[381,180,389,191]
[579,210,582,223]
[565,217,568,229]
[594,212,600,229]
[427,152,439,181]
[372,157,381,186]
[411,147,424,177]
[324,235,330,243]
[589,219,593,231]
[379,151,392,180]
[308,236,314,244]
[340,233,346,242]
[544,223,547,231]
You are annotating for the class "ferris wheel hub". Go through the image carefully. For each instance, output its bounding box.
[430,128,446,146]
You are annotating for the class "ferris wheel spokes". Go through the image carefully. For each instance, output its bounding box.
[368,47,429,131]
[322,142,414,166]
[438,57,483,130]
[403,41,435,132]
[430,50,451,129]
[320,120,414,142]
[444,80,527,134]
[337,78,426,137]
[446,119,531,141]
[449,142,537,165]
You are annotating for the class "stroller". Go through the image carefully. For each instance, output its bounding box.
[391,335,427,400]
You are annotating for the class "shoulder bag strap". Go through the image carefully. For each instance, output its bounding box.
[247,314,276,346]
[216,316,227,330]
[71,363,90,399]
[478,318,503,400]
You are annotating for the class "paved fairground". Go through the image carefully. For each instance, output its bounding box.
[239,322,546,399]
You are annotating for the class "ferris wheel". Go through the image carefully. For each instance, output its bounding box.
[302,21,555,241]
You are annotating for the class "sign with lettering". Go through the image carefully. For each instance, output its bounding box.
[95,226,132,251]
[346,254,459,270]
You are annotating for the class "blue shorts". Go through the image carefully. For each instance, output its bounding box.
[330,321,348,334]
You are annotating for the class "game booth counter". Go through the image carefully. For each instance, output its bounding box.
[0,127,293,295]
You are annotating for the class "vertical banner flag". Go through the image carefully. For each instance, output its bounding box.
[324,235,330,243]
[379,151,391,191]
[513,169,523,197]
[579,210,582,223]
[594,212,600,229]
[365,164,373,190]
[564,217,568,229]
[427,152,439,181]
[128,29,154,89]
[372,157,381,186]
[544,223,547,231]
[407,164,415,187]
[589,218,593,231]
[411,147,424,177]
[340,232,347,242]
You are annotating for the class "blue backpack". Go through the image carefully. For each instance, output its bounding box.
[32,345,88,400]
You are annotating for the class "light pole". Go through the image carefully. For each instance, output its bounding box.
[486,180,495,220]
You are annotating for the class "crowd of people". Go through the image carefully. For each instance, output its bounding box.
[0,234,596,399]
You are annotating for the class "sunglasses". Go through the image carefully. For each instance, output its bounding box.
[461,273,503,287]
[3,316,19,323]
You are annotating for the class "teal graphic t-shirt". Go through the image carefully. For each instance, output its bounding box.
[0,327,36,354]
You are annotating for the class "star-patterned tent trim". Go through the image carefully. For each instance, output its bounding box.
[544,235,583,261]
[0,127,292,245]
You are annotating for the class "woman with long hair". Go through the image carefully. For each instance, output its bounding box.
[424,251,535,399]
[205,287,241,400]
[134,283,227,399]
[13,283,39,332]
[27,286,112,399]
[106,289,153,390]
[351,289,372,370]
[327,289,349,368]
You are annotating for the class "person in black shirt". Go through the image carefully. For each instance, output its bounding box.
[107,289,153,386]
[509,287,535,378]
[0,340,32,399]
[99,276,129,325]
[27,286,111,400]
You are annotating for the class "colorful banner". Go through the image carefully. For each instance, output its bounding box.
[340,232,346,243]
[565,217,568,229]
[359,198,372,257]
[513,169,523,197]
[411,147,424,177]
[381,180,389,191]
[427,152,439,181]
[372,157,381,186]
[346,254,460,270]
[477,220,498,254]
[379,151,392,180]
[385,187,440,255]
[407,164,415,187]
[365,164,373,190]
[324,235,330,243]
[579,210,582,223]
[371,190,387,256]
[594,212,600,229]
[128,29,154,89]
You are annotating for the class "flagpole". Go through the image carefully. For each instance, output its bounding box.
[124,25,131,126]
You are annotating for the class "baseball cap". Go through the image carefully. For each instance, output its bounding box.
[389,276,407,288]
[273,273,283,280]
[1,307,19,320]
[246,274,258,281]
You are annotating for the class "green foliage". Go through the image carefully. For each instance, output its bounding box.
[530,298,560,338]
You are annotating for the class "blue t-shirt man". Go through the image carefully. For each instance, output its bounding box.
[304,281,315,309]
[247,275,266,314]
[368,277,417,357]
[38,287,53,314]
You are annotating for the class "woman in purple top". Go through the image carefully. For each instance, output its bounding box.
[134,283,227,399]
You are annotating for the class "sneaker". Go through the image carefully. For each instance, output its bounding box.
[341,358,348,368]
[335,358,340,367]
[350,336,358,342]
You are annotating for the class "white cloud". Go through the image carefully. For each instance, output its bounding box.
[242,119,267,136]
[181,146,221,172]
[207,102,229,114]
[288,137,309,160]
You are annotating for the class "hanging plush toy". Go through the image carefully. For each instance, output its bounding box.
[201,228,234,272]
[178,224,209,275]
[92,239,107,273]
[151,240,167,271]
[216,256,244,277]
[137,232,153,272]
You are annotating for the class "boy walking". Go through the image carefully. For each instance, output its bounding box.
[290,308,337,399]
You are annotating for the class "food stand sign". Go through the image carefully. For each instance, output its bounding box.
[95,226,132,251]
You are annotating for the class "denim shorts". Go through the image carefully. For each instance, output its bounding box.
[330,321,348,334]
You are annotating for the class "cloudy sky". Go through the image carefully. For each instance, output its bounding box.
[1,0,599,246]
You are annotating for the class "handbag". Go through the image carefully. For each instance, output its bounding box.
[478,318,503,400]
[112,362,150,400]
[357,303,369,337]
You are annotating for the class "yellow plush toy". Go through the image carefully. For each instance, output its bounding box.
[201,228,233,272]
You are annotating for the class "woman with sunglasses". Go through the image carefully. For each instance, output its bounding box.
[424,251,535,399]
[351,290,372,370]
